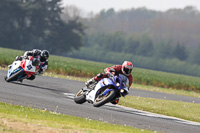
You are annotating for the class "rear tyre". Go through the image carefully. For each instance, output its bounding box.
[93,89,115,107]
[6,69,25,82]
[74,89,86,104]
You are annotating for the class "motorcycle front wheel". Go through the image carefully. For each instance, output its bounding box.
[6,69,25,82]
[93,89,115,107]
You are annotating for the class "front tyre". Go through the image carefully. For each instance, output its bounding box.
[74,89,86,104]
[93,90,115,107]
[6,69,24,82]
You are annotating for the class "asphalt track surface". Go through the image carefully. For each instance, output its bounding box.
[0,70,200,133]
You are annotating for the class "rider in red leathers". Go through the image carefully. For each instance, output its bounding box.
[85,61,133,104]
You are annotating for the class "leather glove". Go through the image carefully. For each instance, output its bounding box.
[33,49,40,56]
[109,68,115,72]
[107,72,114,78]
[35,71,39,75]
[23,55,28,59]
[38,69,44,75]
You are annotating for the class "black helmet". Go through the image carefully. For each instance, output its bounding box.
[40,50,49,62]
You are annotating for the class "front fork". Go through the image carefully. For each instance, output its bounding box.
[102,88,121,103]
[102,88,113,96]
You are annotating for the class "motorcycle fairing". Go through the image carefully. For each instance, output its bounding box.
[7,61,22,78]
[21,59,36,72]
[20,57,36,77]
[7,56,38,80]
[86,77,115,102]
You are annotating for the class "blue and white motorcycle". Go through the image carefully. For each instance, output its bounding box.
[74,74,129,107]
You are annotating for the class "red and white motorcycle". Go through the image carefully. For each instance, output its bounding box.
[5,56,40,82]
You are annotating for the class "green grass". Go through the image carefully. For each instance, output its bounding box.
[0,102,155,133]
[0,96,200,132]
[48,55,109,77]
[133,68,200,92]
[1,47,200,92]
[119,96,200,123]
[0,126,18,133]
[133,84,200,98]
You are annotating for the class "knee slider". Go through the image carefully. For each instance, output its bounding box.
[16,56,22,61]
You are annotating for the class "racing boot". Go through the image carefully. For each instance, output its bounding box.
[111,98,119,105]
[8,64,12,69]
[27,75,36,80]
[15,56,23,61]
[19,79,23,83]
[85,77,95,87]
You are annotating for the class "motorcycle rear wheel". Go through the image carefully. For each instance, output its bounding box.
[6,69,24,82]
[74,89,86,104]
[93,89,115,107]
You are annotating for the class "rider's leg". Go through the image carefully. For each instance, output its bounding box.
[85,73,107,86]
[85,77,95,87]
[27,75,35,80]
[15,56,23,61]
[111,98,119,104]
[8,65,12,69]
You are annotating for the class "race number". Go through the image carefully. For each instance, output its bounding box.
[27,65,32,70]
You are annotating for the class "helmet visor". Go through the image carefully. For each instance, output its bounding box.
[124,67,132,75]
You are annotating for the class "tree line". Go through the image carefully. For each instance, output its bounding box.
[83,32,189,61]
[66,32,200,76]
[61,6,200,76]
[0,0,85,54]
[82,6,200,49]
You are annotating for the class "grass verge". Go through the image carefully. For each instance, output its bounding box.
[133,84,200,98]
[0,102,155,133]
[119,96,200,123]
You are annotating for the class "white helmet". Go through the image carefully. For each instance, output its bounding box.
[121,61,133,76]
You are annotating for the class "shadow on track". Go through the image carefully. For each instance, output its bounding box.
[10,82,67,93]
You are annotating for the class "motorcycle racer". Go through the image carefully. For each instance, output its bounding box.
[15,49,50,81]
[85,61,133,104]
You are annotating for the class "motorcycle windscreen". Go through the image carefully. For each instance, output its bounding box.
[119,74,129,87]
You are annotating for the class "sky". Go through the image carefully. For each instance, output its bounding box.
[62,0,200,13]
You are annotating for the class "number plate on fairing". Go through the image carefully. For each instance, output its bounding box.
[24,60,36,72]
